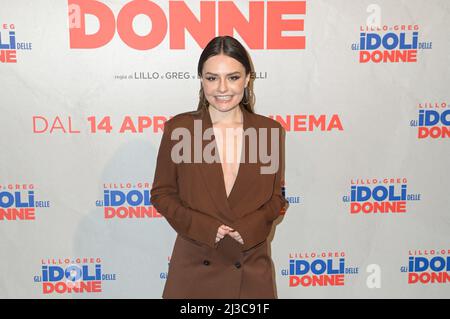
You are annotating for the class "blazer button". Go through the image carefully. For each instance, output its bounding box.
[203,260,210,266]
[234,262,241,269]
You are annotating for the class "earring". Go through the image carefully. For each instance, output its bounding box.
[242,87,250,105]
[200,87,208,107]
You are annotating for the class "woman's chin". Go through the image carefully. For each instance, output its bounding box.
[209,101,240,112]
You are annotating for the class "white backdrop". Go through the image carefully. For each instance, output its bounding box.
[0,0,449,298]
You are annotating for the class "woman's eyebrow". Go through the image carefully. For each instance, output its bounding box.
[204,71,241,76]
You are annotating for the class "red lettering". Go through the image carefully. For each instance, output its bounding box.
[418,126,450,139]
[117,0,167,50]
[267,1,306,49]
[69,0,115,49]
[43,281,102,294]
[68,0,306,50]
[0,50,17,63]
[350,201,406,214]
[289,275,344,287]
[0,208,35,220]
[32,116,81,134]
[170,1,215,49]
[408,272,450,284]
[359,50,417,63]
[270,114,343,132]
[104,206,162,219]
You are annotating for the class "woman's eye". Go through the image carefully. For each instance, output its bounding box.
[205,76,240,81]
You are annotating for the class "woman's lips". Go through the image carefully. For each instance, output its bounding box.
[215,95,233,102]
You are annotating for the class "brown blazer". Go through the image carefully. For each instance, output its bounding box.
[150,105,288,299]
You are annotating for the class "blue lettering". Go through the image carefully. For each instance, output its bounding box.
[48,266,65,282]
[443,110,450,125]
[425,110,440,126]
[0,31,16,50]
[372,186,388,201]
[366,33,381,50]
[311,260,326,275]
[360,32,418,50]
[430,257,446,272]
[355,186,371,201]
[353,185,406,202]
[410,256,450,272]
[42,266,48,282]
[65,265,83,282]
[0,191,34,208]
[419,110,450,126]
[382,33,398,50]
[289,259,345,275]
[360,33,366,50]
[104,190,151,206]
[413,257,429,272]
[42,264,102,282]
[290,260,309,275]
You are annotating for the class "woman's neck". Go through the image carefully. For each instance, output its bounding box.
[208,105,243,126]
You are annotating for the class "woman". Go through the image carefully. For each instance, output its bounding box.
[150,35,288,299]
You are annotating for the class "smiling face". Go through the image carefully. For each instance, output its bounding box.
[201,54,250,112]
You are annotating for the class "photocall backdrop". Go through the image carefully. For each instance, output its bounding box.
[0,0,449,298]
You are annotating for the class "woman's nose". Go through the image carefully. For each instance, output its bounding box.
[218,78,228,92]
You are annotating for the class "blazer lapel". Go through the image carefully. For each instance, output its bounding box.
[196,106,259,222]
[226,108,259,210]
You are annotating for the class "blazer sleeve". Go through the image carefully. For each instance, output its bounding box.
[150,119,223,249]
[233,124,289,251]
